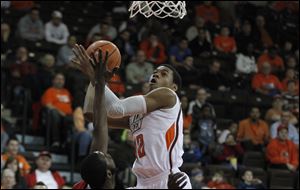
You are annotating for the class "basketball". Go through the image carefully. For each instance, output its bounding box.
[86,40,121,72]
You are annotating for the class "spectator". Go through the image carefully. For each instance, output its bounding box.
[25,151,65,189]
[41,73,73,147]
[107,74,125,97]
[1,138,31,175]
[235,43,257,74]
[9,46,36,80]
[190,168,205,189]
[17,7,44,42]
[169,38,192,68]
[266,125,298,171]
[86,15,117,45]
[190,104,217,158]
[251,62,283,96]
[56,35,76,67]
[238,170,265,189]
[1,168,16,189]
[45,10,69,45]
[181,96,192,131]
[281,69,299,93]
[139,33,167,65]
[189,27,212,58]
[283,80,299,98]
[114,29,135,64]
[72,107,92,161]
[257,47,284,73]
[254,15,273,49]
[281,41,294,60]
[183,132,202,163]
[219,121,238,139]
[186,17,210,42]
[215,131,244,169]
[207,171,235,189]
[213,26,237,53]
[1,23,15,57]
[195,1,220,24]
[235,21,257,53]
[237,107,269,151]
[31,54,56,103]
[201,59,230,91]
[177,56,201,87]
[265,96,284,125]
[187,88,216,121]
[270,110,299,146]
[86,21,112,47]
[285,55,299,71]
[125,50,154,85]
[3,156,27,188]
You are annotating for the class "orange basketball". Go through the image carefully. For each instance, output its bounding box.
[86,40,121,72]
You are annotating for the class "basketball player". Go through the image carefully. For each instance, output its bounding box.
[72,44,192,189]
[73,51,116,189]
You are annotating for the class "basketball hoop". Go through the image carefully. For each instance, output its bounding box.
[129,1,186,19]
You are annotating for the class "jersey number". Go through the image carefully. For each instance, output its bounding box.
[136,134,145,158]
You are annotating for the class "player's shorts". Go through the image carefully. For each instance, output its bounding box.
[127,168,192,189]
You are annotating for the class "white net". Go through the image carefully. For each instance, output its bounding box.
[129,1,186,19]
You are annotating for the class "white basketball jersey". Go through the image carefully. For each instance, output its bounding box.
[129,89,184,179]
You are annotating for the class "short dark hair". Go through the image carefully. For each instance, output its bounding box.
[159,64,182,92]
[80,152,107,189]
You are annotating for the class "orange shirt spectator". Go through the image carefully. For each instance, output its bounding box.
[252,73,283,94]
[252,62,282,96]
[1,138,31,176]
[257,53,284,72]
[266,126,299,171]
[1,154,31,176]
[139,34,167,65]
[214,36,237,53]
[207,172,235,189]
[108,74,125,97]
[238,118,269,145]
[41,87,73,115]
[11,1,34,10]
[195,2,219,24]
[213,26,237,53]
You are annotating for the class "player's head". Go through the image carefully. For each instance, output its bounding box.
[149,64,182,92]
[80,151,116,189]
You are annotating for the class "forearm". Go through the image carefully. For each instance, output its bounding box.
[91,79,108,153]
[84,83,147,118]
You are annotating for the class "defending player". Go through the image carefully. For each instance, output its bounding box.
[73,50,116,189]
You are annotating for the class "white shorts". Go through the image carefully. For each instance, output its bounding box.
[127,168,192,189]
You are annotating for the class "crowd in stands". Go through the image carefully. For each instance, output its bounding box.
[1,1,299,189]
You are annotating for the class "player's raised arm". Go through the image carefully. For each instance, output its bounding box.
[90,49,108,153]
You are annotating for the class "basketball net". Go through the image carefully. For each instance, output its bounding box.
[129,1,186,19]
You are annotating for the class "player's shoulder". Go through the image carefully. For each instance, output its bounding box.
[149,87,177,98]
